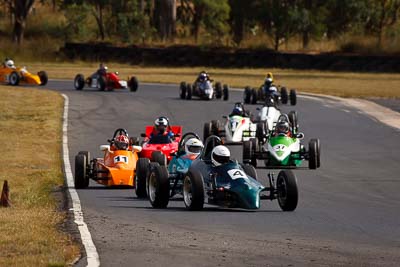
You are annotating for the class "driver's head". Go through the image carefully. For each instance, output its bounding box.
[185,138,204,157]
[114,134,129,150]
[232,106,243,116]
[211,145,230,166]
[265,77,273,86]
[5,59,15,68]
[199,72,207,82]
[155,117,168,134]
[276,121,289,135]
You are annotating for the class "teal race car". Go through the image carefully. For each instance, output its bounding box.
[243,113,321,169]
[147,135,299,211]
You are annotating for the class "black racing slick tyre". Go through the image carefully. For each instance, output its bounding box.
[180,82,187,99]
[244,86,251,104]
[38,71,48,86]
[9,71,20,86]
[186,84,192,100]
[152,151,167,166]
[241,163,258,180]
[135,158,150,198]
[183,170,204,211]
[308,139,318,170]
[277,170,298,211]
[288,111,298,134]
[203,122,212,142]
[78,151,91,167]
[98,76,106,91]
[251,88,258,104]
[281,87,288,104]
[74,74,85,90]
[75,154,89,189]
[129,76,139,92]
[211,120,220,135]
[147,163,170,208]
[242,140,253,165]
[223,84,229,101]
[215,82,222,99]
[290,89,297,106]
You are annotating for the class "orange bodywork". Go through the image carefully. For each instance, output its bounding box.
[0,66,42,85]
[94,146,140,187]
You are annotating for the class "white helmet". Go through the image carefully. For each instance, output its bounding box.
[185,138,204,156]
[211,145,230,166]
[155,117,168,126]
[5,60,14,68]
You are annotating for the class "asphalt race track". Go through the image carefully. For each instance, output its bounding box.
[45,80,400,267]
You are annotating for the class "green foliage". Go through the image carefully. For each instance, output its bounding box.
[63,3,93,41]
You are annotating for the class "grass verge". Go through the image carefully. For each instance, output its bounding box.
[23,62,400,98]
[0,86,79,266]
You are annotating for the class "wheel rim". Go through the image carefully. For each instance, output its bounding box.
[75,79,80,88]
[148,173,157,202]
[10,74,17,84]
[183,176,192,207]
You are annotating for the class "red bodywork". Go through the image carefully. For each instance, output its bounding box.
[140,126,182,162]
[103,72,127,90]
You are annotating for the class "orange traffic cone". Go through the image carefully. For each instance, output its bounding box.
[0,180,11,207]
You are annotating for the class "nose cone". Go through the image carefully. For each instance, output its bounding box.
[230,180,262,209]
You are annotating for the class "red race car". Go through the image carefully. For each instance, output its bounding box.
[139,118,182,165]
[74,65,138,92]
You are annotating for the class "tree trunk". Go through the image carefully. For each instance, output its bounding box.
[12,0,35,45]
[192,3,203,43]
[302,31,310,49]
[93,3,105,40]
[154,0,176,41]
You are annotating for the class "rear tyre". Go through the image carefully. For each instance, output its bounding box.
[129,76,139,92]
[183,171,204,210]
[9,71,20,86]
[135,158,150,198]
[38,71,48,86]
[290,89,297,106]
[251,88,258,104]
[203,122,212,142]
[308,139,318,170]
[281,87,288,104]
[244,86,251,104]
[186,84,192,100]
[75,154,89,189]
[152,151,167,166]
[74,74,85,90]
[147,163,170,208]
[223,84,229,101]
[180,82,187,99]
[316,139,321,168]
[256,122,267,143]
[288,111,298,134]
[241,163,258,180]
[211,120,220,135]
[277,170,298,211]
[215,82,222,99]
[242,140,253,165]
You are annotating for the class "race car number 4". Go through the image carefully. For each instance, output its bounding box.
[227,169,248,180]
[114,155,128,164]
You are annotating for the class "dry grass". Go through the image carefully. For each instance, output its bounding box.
[22,62,400,98]
[0,86,79,266]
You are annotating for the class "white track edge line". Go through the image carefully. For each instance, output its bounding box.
[62,94,100,267]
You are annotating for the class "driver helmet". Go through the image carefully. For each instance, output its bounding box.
[185,138,204,157]
[265,77,273,87]
[276,121,289,135]
[155,117,168,134]
[211,145,231,166]
[114,134,129,150]
[5,59,15,68]
[232,106,243,116]
[199,72,208,82]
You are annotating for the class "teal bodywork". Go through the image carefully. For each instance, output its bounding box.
[168,152,195,175]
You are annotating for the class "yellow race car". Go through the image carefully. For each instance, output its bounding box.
[0,65,48,86]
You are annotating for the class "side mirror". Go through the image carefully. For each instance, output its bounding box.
[140,133,146,138]
[296,132,304,139]
[100,145,110,152]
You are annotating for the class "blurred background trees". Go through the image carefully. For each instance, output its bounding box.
[0,0,399,53]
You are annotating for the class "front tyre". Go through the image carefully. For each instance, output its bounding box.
[152,151,167,166]
[203,122,212,142]
[308,139,318,169]
[128,76,139,92]
[277,170,298,211]
[135,158,150,198]
[9,71,20,86]
[281,87,288,104]
[38,71,48,86]
[147,163,170,208]
[74,74,85,90]
[241,163,258,180]
[223,84,229,101]
[180,82,187,99]
[183,171,204,210]
[75,154,89,189]
[290,89,297,106]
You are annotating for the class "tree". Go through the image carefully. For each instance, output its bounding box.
[5,0,35,44]
[364,0,400,48]
[228,0,256,45]
[153,0,176,40]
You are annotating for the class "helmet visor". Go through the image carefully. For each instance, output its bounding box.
[188,145,202,153]
[213,154,230,165]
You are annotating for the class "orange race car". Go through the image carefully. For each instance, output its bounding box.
[0,59,48,86]
[74,128,142,188]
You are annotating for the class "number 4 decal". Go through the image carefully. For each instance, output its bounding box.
[227,169,247,180]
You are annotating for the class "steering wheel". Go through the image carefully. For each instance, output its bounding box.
[178,132,201,152]
[108,128,129,143]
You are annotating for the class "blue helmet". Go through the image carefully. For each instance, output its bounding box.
[232,106,243,115]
